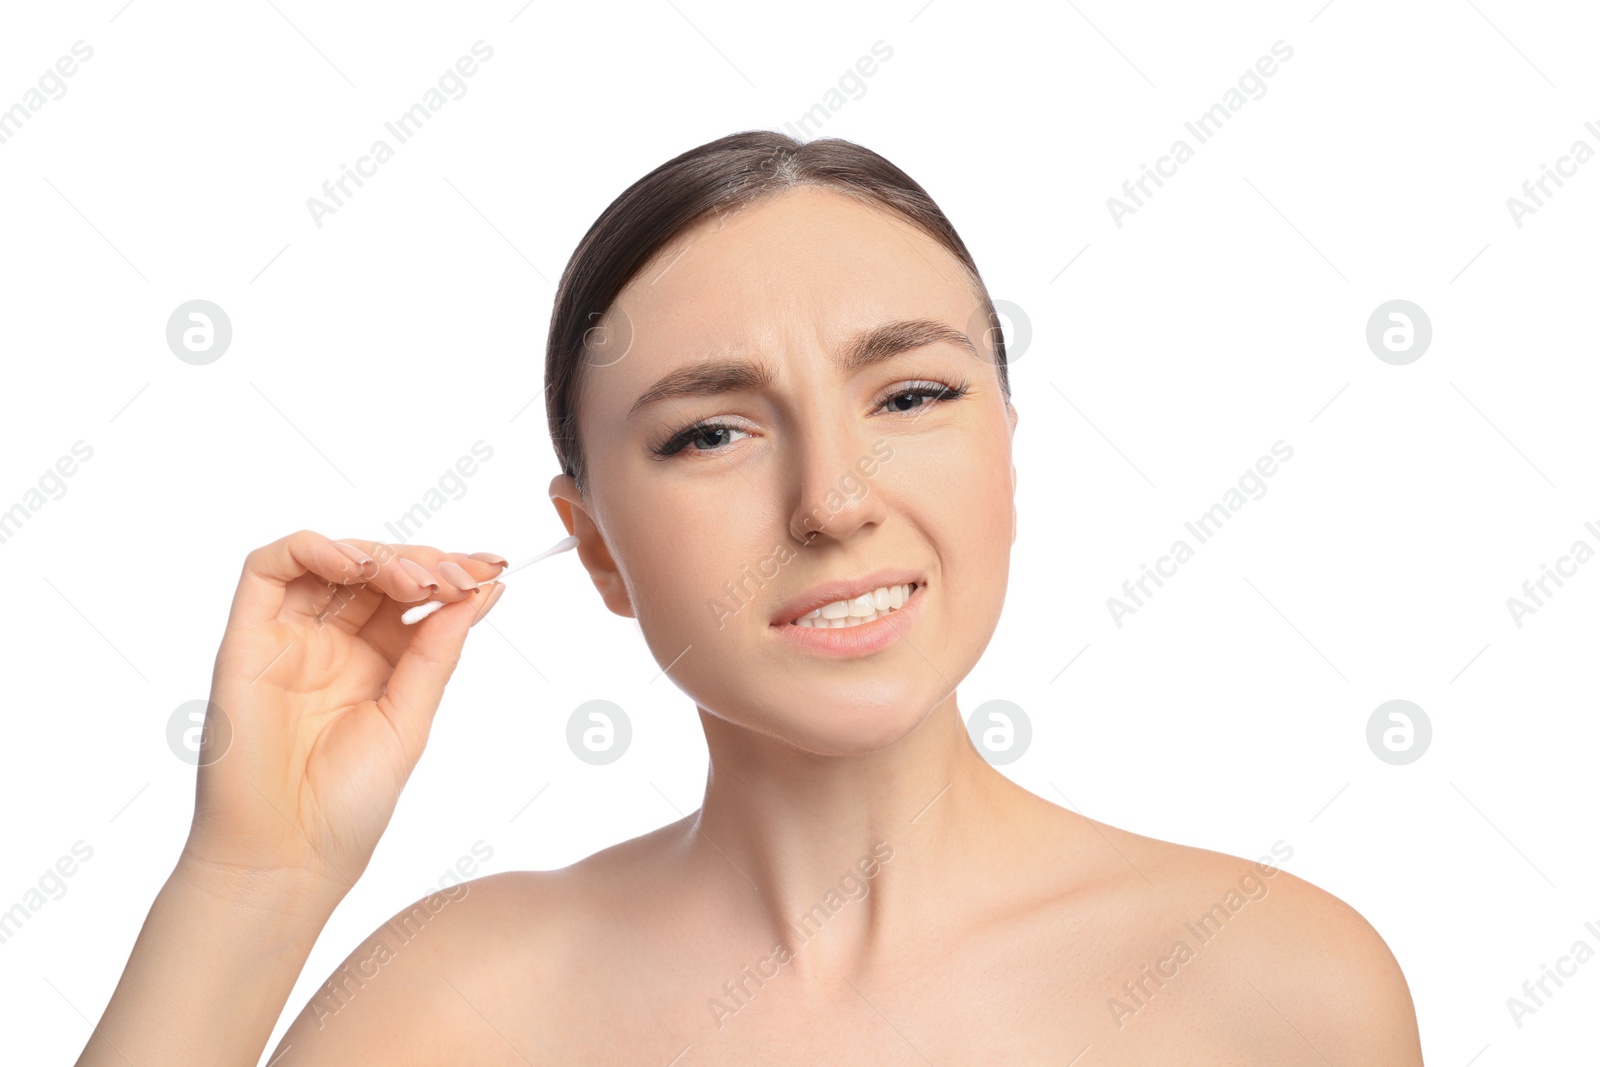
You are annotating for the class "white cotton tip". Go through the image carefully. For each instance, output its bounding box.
[400,600,447,625]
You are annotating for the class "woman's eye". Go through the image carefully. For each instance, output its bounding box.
[652,422,750,458]
[687,425,748,451]
[651,380,968,460]
[878,380,970,416]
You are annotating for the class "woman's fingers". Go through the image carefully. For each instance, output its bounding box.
[350,554,509,664]
[336,543,504,602]
[226,531,388,631]
[266,541,506,627]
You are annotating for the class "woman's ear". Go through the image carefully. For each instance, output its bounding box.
[548,473,635,618]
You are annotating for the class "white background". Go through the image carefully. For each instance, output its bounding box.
[1,0,1595,1062]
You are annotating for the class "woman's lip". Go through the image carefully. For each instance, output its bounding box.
[769,582,926,658]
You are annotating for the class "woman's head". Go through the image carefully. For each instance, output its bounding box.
[545,130,1019,755]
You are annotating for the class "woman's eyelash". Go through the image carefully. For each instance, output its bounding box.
[649,379,971,459]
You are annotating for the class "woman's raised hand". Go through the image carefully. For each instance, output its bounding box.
[73,531,510,1065]
[180,530,508,899]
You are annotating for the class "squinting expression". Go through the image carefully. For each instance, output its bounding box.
[556,186,1019,756]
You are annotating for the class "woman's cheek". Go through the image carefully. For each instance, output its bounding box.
[626,520,757,647]
[938,440,1013,607]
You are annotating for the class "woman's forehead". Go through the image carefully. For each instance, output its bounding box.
[605,187,978,363]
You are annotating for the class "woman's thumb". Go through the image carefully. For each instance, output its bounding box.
[378,583,504,766]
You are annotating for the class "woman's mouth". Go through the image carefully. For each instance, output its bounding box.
[770,578,926,658]
[786,583,919,628]
[768,568,927,657]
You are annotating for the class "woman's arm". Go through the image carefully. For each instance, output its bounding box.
[79,857,343,1064]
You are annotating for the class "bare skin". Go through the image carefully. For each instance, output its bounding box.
[270,739,1419,1064]
[79,187,1423,1065]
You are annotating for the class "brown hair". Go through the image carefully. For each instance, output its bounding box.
[544,129,1010,495]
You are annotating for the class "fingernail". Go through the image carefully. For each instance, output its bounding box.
[397,557,439,589]
[471,582,506,627]
[438,560,479,591]
[468,552,508,567]
[332,542,373,565]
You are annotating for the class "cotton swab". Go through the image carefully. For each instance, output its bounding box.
[400,534,579,625]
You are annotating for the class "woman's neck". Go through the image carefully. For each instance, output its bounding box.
[688,694,1044,985]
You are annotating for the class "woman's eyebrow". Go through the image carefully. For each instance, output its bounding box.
[627,318,977,418]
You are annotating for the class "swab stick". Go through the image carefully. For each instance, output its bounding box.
[400,534,578,625]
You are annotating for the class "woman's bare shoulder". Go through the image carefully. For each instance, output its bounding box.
[1061,816,1423,1062]
[270,821,692,1064]
[264,871,561,1063]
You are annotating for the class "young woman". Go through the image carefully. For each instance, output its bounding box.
[79,131,1424,1064]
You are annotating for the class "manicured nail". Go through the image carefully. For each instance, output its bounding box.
[438,560,479,591]
[332,542,373,565]
[468,552,508,567]
[471,582,506,627]
[397,557,439,589]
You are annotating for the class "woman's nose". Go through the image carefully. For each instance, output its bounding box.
[785,421,890,545]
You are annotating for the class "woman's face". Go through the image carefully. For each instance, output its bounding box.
[551,186,1018,756]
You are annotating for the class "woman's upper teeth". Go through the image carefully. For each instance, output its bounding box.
[793,583,915,625]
